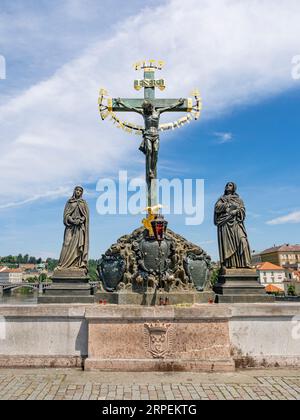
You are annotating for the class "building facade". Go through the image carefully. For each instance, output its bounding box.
[284,270,300,296]
[259,244,300,269]
[251,253,262,265]
[256,262,286,291]
[0,268,23,284]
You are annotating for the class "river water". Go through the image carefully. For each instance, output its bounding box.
[0,291,38,305]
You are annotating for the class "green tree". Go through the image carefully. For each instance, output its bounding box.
[209,267,220,287]
[26,276,38,283]
[287,284,296,296]
[88,259,99,281]
[39,273,48,282]
[46,258,59,272]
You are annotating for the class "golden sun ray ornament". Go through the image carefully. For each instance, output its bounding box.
[98,61,202,135]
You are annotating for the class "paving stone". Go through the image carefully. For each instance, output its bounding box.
[0,369,299,400]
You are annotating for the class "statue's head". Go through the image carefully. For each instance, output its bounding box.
[73,186,84,199]
[142,100,154,115]
[224,182,237,195]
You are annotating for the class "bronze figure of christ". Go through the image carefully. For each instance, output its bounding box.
[115,97,184,201]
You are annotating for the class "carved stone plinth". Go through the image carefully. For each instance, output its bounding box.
[38,268,94,304]
[214,268,275,303]
[96,227,212,304]
[94,290,214,305]
[84,305,235,372]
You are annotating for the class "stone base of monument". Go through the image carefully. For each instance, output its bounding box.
[214,268,275,303]
[38,268,94,304]
[96,227,213,305]
[94,290,214,305]
[84,305,235,372]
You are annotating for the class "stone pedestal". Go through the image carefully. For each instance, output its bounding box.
[94,290,215,305]
[38,269,94,304]
[84,305,235,372]
[214,268,275,303]
[97,227,212,305]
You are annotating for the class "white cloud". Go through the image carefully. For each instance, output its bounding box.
[214,132,233,144]
[0,55,6,80]
[0,187,71,209]
[267,211,300,225]
[199,240,216,245]
[1,0,300,207]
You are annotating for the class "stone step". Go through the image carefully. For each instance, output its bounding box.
[38,295,95,304]
[43,284,94,296]
[215,294,275,303]
[94,291,215,305]
[214,286,266,295]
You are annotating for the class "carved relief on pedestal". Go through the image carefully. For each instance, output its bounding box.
[144,321,175,359]
[98,227,212,293]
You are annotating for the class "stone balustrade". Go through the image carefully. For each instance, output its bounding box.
[0,303,300,371]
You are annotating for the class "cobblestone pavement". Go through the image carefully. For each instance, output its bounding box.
[0,368,299,400]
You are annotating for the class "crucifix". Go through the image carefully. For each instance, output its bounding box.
[99,60,201,208]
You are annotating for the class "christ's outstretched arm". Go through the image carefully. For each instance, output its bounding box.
[115,98,143,115]
[159,98,185,114]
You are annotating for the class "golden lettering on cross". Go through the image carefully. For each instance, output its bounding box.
[134,79,166,91]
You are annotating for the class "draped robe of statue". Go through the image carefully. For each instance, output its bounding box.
[58,191,89,273]
[214,189,251,268]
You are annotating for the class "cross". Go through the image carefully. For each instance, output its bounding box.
[112,61,192,112]
[99,60,199,208]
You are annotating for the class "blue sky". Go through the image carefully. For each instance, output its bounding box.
[0,0,299,261]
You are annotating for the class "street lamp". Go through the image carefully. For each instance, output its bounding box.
[151,214,168,293]
[151,214,168,243]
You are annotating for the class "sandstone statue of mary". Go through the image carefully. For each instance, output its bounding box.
[214,182,251,269]
[57,186,89,273]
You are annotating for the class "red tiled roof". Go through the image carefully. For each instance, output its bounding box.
[257,262,284,271]
[265,284,284,293]
[0,268,23,273]
[19,264,36,269]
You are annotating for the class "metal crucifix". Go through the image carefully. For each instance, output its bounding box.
[99,60,202,208]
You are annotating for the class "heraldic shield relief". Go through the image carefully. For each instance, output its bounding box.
[144,321,175,359]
